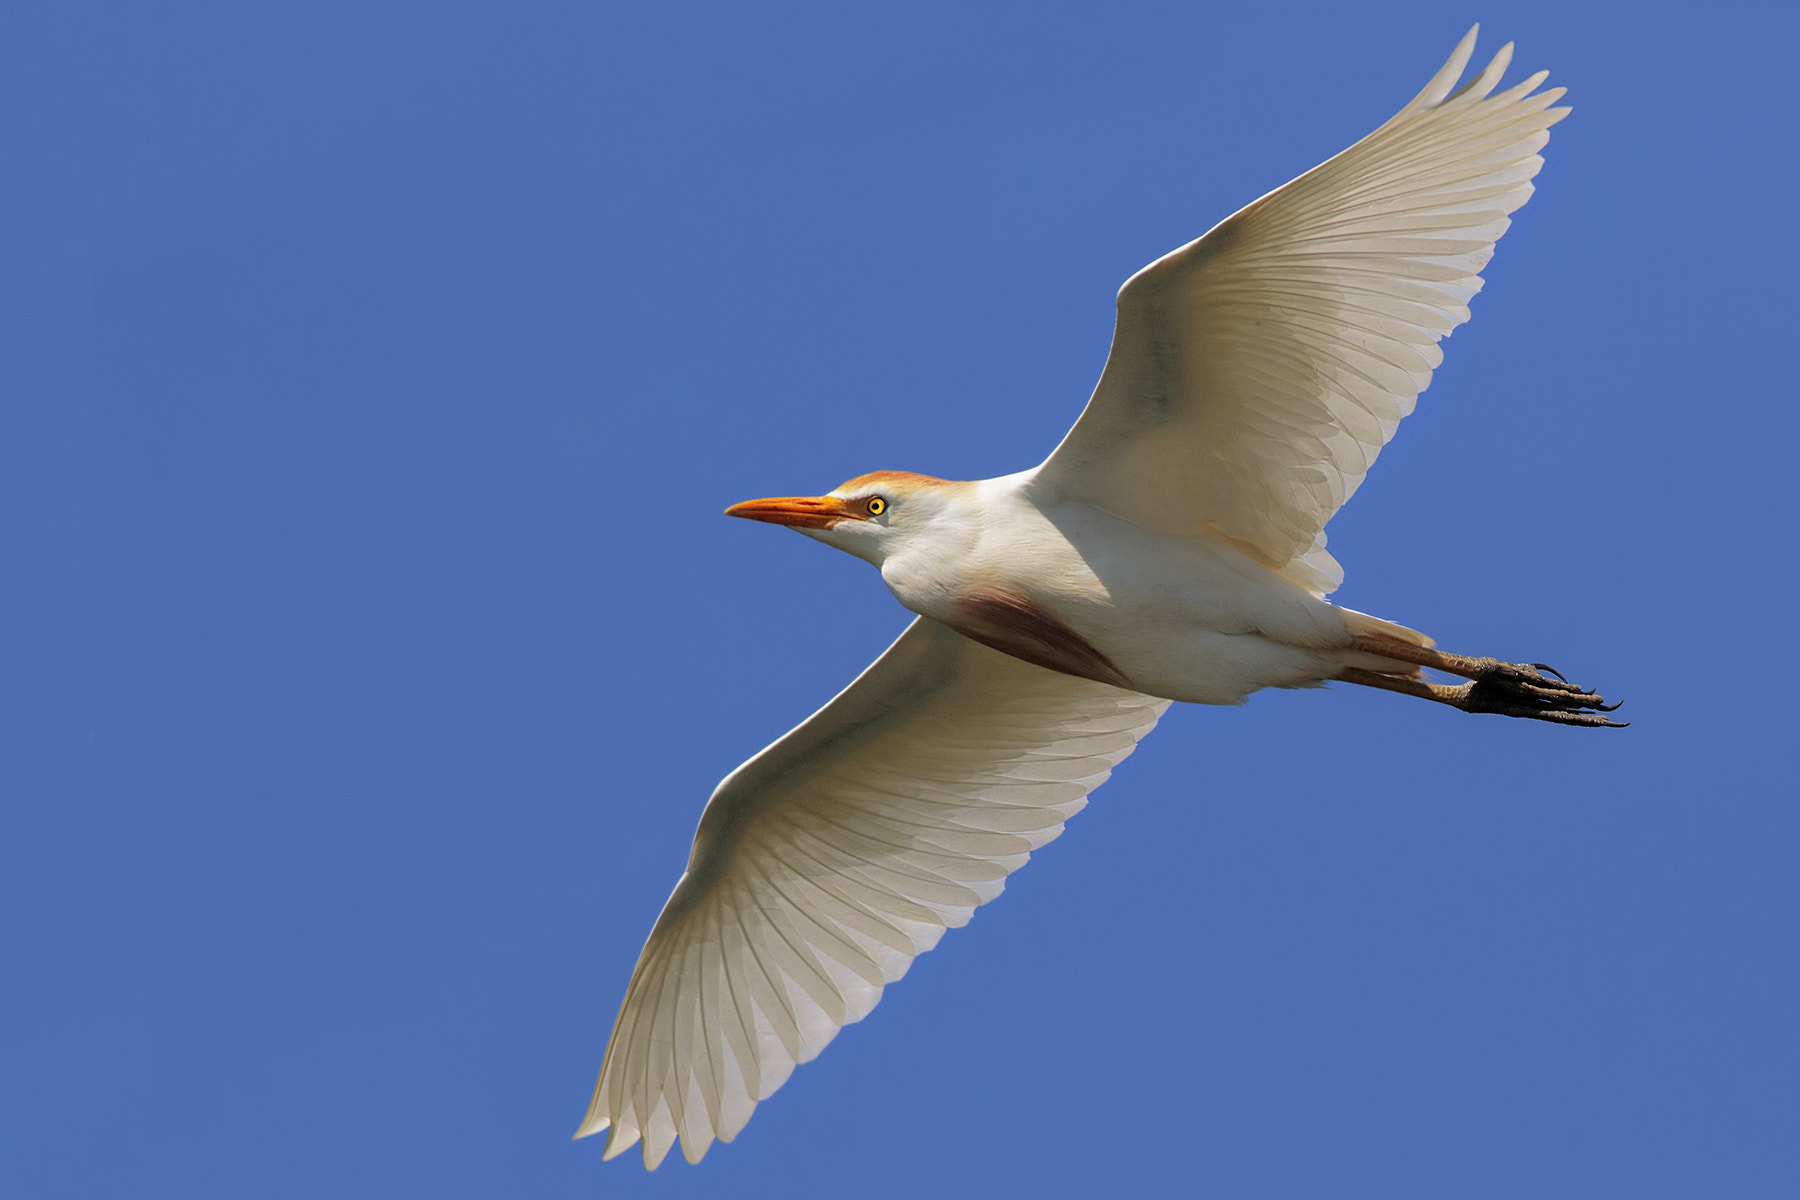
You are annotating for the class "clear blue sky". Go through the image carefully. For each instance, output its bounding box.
[5,2,1795,1196]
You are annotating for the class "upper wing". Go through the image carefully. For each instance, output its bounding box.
[577,617,1169,1167]
[1031,27,1570,595]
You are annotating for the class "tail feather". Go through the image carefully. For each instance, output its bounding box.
[1337,606,1436,674]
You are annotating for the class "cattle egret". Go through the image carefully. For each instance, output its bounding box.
[579,27,1613,1168]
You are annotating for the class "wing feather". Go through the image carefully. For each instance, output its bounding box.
[578,617,1168,1166]
[1032,27,1570,595]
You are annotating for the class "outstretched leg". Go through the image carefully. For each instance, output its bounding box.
[1337,633,1624,728]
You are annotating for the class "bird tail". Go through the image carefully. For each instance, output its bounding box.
[1337,606,1436,674]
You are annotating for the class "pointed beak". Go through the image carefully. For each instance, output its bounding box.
[725,495,862,530]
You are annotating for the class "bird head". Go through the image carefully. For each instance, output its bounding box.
[725,470,963,566]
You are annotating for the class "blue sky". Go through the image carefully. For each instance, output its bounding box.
[5,2,1796,1196]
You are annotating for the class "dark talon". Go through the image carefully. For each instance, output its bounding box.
[1341,638,1625,730]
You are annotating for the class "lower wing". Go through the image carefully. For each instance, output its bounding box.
[579,616,1170,1167]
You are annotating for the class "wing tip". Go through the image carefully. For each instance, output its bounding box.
[1409,25,1481,110]
[1410,26,1565,115]
[599,1125,638,1162]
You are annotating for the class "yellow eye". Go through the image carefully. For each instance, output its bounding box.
[866,496,887,516]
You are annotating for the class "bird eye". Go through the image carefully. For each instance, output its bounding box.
[865,496,887,516]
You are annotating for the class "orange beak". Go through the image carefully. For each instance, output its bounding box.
[724,495,863,530]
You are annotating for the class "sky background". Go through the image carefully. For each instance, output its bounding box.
[5,1,1796,1196]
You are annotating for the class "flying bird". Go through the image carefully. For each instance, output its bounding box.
[579,27,1613,1168]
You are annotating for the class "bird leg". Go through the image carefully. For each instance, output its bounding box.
[1337,633,1625,728]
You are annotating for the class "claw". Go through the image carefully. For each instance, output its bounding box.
[1594,699,1623,712]
[1343,637,1625,730]
[1572,713,1627,728]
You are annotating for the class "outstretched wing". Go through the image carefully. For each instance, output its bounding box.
[1031,27,1570,594]
[578,617,1169,1167]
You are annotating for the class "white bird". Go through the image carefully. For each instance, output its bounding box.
[578,27,1614,1168]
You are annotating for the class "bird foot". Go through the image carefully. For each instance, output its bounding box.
[1341,637,1627,728]
[1454,663,1625,727]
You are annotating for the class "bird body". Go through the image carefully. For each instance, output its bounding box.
[761,469,1387,706]
[580,28,1619,1169]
